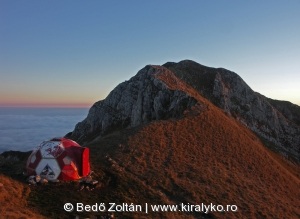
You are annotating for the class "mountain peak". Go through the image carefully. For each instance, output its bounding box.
[163,59,211,71]
[69,60,300,162]
[69,64,199,143]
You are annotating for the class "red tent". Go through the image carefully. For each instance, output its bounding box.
[26,137,90,181]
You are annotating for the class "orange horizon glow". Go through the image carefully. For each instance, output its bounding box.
[0,96,97,108]
[0,96,98,108]
[0,102,92,108]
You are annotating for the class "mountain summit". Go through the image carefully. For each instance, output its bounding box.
[70,60,300,162]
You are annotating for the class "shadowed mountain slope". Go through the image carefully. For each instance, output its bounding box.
[267,98,300,126]
[163,60,300,162]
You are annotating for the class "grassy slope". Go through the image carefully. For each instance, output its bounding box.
[0,174,46,219]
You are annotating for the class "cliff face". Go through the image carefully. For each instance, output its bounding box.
[70,60,300,162]
[267,98,300,126]
[70,65,197,143]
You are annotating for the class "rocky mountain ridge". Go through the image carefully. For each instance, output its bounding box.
[70,60,300,162]
[69,65,198,143]
[164,60,300,161]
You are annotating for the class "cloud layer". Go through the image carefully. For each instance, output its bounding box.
[0,108,88,153]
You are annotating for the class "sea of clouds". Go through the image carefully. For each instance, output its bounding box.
[0,108,88,153]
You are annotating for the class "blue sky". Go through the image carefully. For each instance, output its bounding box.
[1,0,299,107]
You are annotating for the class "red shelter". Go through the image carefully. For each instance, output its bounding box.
[26,137,90,181]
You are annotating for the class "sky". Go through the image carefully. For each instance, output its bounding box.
[0,0,299,107]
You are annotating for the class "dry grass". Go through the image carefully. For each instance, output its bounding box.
[0,174,46,219]
[115,110,300,219]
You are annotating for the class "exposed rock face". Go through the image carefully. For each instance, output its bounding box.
[70,60,299,162]
[267,98,300,126]
[70,65,197,143]
[164,60,300,161]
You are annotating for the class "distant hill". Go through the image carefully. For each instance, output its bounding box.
[1,60,299,218]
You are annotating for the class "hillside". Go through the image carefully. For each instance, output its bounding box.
[91,102,300,218]
[0,60,299,218]
[1,100,299,218]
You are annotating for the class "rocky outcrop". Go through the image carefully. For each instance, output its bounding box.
[70,60,299,162]
[164,60,300,162]
[70,65,197,143]
[267,98,300,126]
